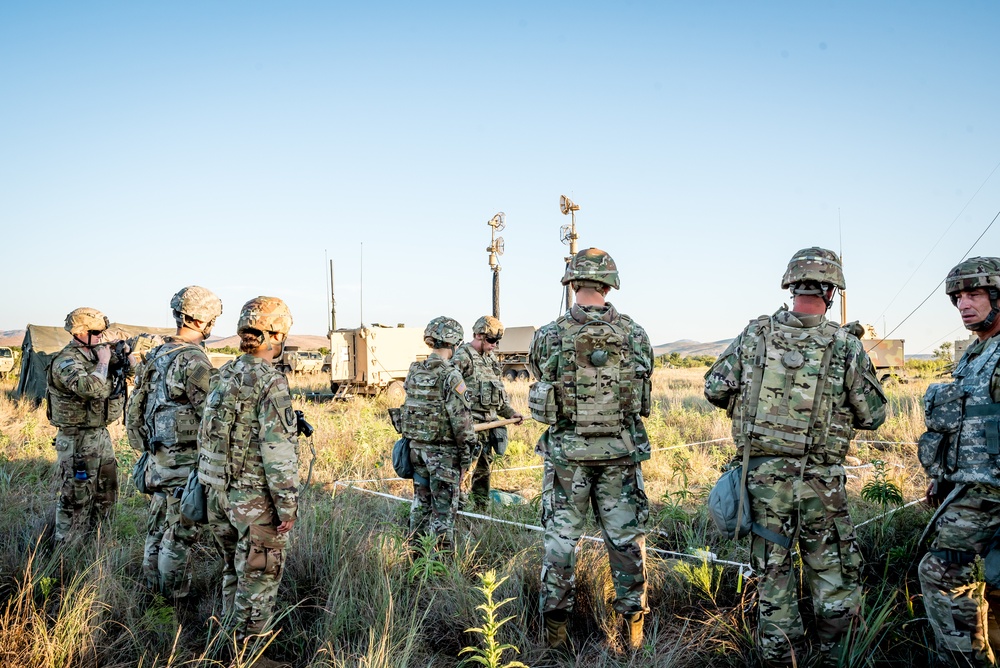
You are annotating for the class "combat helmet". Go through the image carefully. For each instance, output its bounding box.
[64,307,110,336]
[170,286,223,328]
[781,247,846,291]
[561,247,620,290]
[424,316,464,348]
[473,316,504,340]
[237,296,293,335]
[945,257,1000,331]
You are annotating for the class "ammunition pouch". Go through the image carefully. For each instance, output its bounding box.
[529,381,557,425]
[639,376,651,418]
[919,382,964,477]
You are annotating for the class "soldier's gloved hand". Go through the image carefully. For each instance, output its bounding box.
[926,479,955,508]
[511,411,524,425]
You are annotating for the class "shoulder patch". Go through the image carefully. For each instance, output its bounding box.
[59,358,75,370]
[454,378,468,394]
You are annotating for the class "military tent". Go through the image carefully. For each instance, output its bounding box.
[14,323,176,402]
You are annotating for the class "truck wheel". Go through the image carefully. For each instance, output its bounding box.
[503,369,517,382]
[517,370,530,381]
[331,382,340,395]
[384,380,405,407]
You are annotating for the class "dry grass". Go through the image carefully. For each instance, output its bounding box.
[0,368,939,667]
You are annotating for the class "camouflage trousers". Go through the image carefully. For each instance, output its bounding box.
[143,488,199,598]
[410,445,462,551]
[747,459,861,663]
[539,458,649,615]
[206,487,288,638]
[919,483,1000,667]
[53,427,118,545]
[469,432,493,507]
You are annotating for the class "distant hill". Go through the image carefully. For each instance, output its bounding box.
[0,330,25,347]
[207,334,330,351]
[653,339,733,358]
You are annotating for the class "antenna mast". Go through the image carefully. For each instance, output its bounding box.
[559,195,580,309]
[329,258,337,334]
[487,212,506,319]
[839,209,847,325]
[359,242,364,327]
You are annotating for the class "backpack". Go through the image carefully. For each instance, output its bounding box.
[741,316,845,457]
[707,451,791,548]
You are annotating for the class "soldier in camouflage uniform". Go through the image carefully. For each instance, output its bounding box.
[452,316,523,509]
[918,258,1000,667]
[528,248,654,651]
[197,296,299,640]
[126,286,222,599]
[401,316,477,552]
[704,247,887,665]
[47,307,130,546]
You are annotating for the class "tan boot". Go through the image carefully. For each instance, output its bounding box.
[544,611,570,651]
[623,611,644,651]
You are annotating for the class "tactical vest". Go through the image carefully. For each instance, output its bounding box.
[553,305,636,438]
[947,337,1000,486]
[455,344,507,419]
[401,357,451,443]
[198,358,269,491]
[739,314,853,460]
[46,347,124,428]
[130,342,202,450]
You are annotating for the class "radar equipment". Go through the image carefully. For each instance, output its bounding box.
[487,212,505,318]
[559,195,580,309]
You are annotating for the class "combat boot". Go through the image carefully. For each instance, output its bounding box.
[623,611,644,651]
[543,610,571,652]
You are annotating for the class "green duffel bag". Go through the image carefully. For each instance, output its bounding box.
[179,470,207,524]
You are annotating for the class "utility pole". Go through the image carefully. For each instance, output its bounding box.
[559,195,580,309]
[487,212,505,319]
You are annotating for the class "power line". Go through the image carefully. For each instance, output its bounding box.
[874,158,1000,324]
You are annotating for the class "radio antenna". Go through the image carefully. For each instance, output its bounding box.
[559,195,580,309]
[487,212,506,318]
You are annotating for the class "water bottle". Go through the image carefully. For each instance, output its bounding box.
[73,461,88,482]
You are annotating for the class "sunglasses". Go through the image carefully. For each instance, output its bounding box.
[485,335,502,344]
[86,330,104,338]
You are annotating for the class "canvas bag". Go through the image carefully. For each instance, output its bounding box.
[707,450,791,548]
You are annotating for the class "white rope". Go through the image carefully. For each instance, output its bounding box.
[855,439,918,446]
[332,481,753,573]
[855,498,924,528]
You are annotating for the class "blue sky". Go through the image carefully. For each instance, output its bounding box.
[3,2,999,354]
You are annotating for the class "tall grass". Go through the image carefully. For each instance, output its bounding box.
[0,369,942,666]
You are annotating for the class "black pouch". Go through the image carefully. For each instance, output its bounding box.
[179,470,207,524]
[132,451,150,495]
[490,426,509,456]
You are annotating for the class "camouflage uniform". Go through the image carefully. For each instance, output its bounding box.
[198,354,298,638]
[705,306,887,663]
[127,337,214,598]
[919,336,1000,666]
[401,351,477,550]
[530,300,654,620]
[452,341,516,505]
[47,338,123,545]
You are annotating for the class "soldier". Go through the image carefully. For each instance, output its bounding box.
[528,248,654,651]
[704,247,887,665]
[451,316,523,509]
[197,296,299,641]
[401,316,477,552]
[47,307,130,546]
[126,286,222,599]
[918,257,1000,667]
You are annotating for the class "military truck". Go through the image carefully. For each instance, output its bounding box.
[494,325,536,381]
[329,324,427,401]
[0,347,14,379]
[275,347,325,375]
[859,325,904,381]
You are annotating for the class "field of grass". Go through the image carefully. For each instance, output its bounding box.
[0,368,942,667]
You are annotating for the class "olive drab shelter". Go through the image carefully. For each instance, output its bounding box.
[14,323,176,402]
